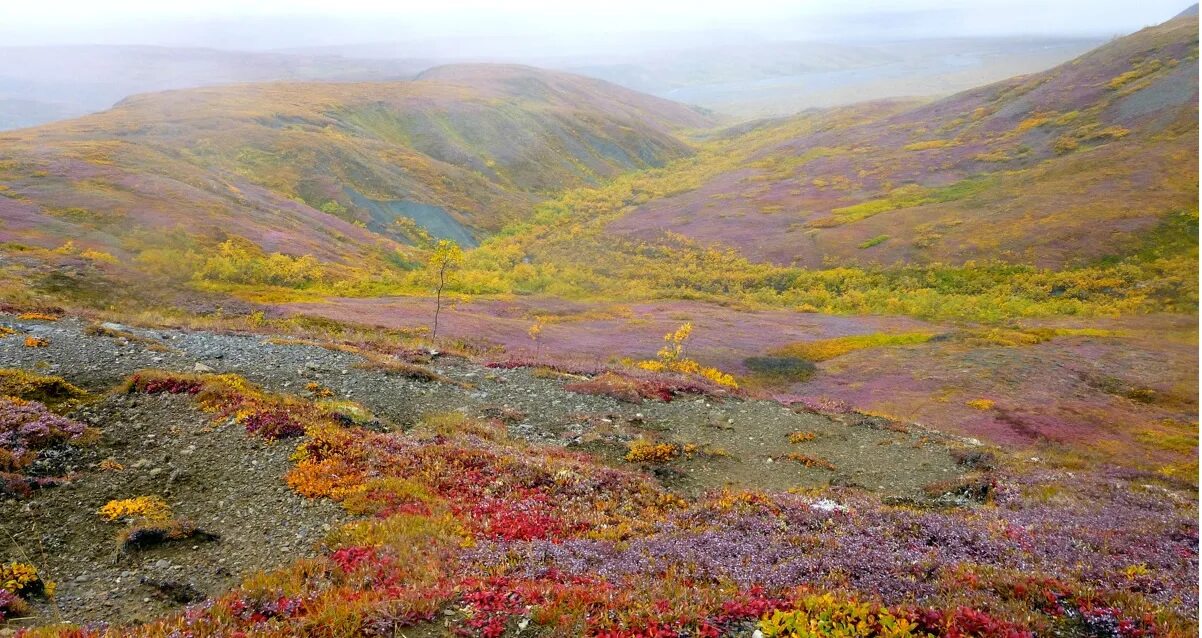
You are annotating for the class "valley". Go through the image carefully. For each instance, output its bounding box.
[0,5,1196,638]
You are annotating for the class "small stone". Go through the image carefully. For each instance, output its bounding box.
[154,559,170,569]
[193,362,214,372]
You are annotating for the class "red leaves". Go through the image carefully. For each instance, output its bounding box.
[717,586,791,621]
[330,546,377,574]
[913,607,1035,638]
[454,495,576,541]
[241,407,306,439]
[128,373,203,395]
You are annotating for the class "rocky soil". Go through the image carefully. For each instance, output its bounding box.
[0,315,973,626]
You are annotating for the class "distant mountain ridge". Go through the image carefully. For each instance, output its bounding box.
[0,34,1106,130]
[0,45,432,130]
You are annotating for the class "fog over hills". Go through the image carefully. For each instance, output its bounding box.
[0,1,1188,129]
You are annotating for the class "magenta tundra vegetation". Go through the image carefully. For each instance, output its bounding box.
[0,4,1195,638]
[0,365,1190,637]
[280,297,1197,470]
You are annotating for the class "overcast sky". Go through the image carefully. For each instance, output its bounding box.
[1,0,1193,50]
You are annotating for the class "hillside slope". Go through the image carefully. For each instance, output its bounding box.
[0,64,709,301]
[605,11,1198,268]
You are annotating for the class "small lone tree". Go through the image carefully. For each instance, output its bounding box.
[528,319,544,358]
[427,239,463,341]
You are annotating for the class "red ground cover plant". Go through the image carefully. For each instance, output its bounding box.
[19,371,1197,638]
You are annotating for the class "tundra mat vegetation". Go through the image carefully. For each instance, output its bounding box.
[0,8,1195,638]
[0,13,1196,318]
[0,313,1197,637]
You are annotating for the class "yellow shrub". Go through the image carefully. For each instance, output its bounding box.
[625,439,680,464]
[759,593,927,637]
[98,496,173,523]
[903,139,957,151]
[81,249,118,264]
[635,322,739,388]
[0,562,42,594]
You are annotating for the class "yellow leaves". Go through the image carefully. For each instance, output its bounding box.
[903,138,957,151]
[81,249,118,264]
[758,593,931,638]
[0,562,43,595]
[1122,562,1151,579]
[625,439,679,464]
[1015,113,1055,132]
[427,239,464,270]
[23,336,48,348]
[1107,59,1164,90]
[635,322,739,388]
[98,496,173,523]
[305,381,334,398]
[966,398,996,411]
[698,366,739,388]
[197,237,325,287]
[658,321,692,362]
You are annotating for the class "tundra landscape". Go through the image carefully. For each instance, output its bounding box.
[0,2,1197,637]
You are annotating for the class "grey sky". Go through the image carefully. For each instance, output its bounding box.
[0,0,1192,51]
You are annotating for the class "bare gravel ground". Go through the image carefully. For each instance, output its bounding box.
[0,315,969,626]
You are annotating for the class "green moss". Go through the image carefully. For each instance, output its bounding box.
[829,177,994,224]
[858,235,889,249]
[773,332,935,362]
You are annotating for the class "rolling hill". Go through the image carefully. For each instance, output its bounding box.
[600,10,1198,269]
[0,64,710,302]
[0,12,1195,313]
